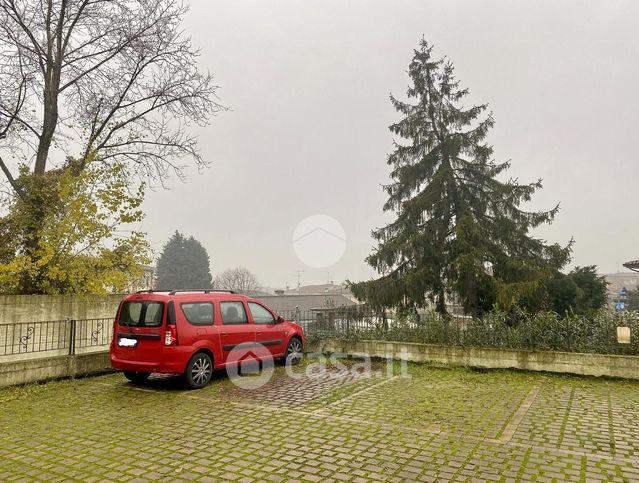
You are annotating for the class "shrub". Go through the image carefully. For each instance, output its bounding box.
[303,306,639,355]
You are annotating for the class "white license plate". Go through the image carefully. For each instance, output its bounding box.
[118,337,137,347]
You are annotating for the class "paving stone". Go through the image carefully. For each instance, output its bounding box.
[1,361,638,481]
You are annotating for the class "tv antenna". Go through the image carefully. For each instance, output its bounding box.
[295,270,304,295]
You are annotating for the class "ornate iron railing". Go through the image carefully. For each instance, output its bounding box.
[280,306,639,356]
[0,318,113,358]
[1,307,638,359]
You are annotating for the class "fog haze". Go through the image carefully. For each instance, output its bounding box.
[140,0,639,289]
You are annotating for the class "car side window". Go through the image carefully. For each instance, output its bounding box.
[181,302,214,326]
[248,302,275,324]
[220,301,248,325]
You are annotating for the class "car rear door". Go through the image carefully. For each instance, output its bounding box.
[116,299,165,362]
[219,301,256,364]
[249,302,287,357]
[177,299,218,348]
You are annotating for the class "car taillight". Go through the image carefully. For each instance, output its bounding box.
[165,325,178,346]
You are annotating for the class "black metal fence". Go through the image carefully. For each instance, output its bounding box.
[2,307,638,359]
[281,306,639,356]
[0,318,113,358]
[279,307,392,338]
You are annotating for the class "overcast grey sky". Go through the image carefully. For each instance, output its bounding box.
[140,0,639,289]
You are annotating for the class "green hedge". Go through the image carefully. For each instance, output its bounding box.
[301,308,639,356]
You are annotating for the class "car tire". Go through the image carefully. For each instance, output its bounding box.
[185,352,213,389]
[285,337,303,366]
[123,370,150,384]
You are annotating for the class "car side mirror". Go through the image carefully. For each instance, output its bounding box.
[276,315,285,324]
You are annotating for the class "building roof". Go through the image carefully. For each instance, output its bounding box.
[623,260,639,272]
[255,294,357,315]
[283,283,352,296]
[242,290,274,297]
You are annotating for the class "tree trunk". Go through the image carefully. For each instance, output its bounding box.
[34,111,57,174]
[16,171,60,294]
[436,288,447,315]
[19,199,47,294]
[34,75,60,174]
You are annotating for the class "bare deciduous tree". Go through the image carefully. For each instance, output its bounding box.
[214,267,260,294]
[0,0,223,190]
[0,47,29,196]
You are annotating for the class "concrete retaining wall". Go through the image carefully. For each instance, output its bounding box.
[0,294,123,324]
[309,339,639,380]
[0,351,113,388]
[3,339,639,389]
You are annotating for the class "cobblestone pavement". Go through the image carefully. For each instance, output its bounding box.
[1,359,639,482]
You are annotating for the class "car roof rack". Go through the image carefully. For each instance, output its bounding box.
[135,289,237,295]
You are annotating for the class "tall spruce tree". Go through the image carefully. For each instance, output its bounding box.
[156,231,213,290]
[351,40,572,316]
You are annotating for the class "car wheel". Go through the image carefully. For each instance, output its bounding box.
[285,337,303,365]
[123,370,150,384]
[185,352,213,389]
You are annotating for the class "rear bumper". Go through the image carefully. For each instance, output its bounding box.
[110,346,191,374]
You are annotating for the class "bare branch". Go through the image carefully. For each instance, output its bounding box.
[0,48,30,197]
[0,0,223,186]
[0,155,22,195]
[214,268,261,294]
[0,0,47,72]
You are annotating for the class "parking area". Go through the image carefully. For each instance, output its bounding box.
[1,359,639,482]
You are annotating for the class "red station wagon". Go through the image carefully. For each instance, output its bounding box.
[109,290,305,388]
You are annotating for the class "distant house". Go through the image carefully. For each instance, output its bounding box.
[127,265,156,293]
[603,272,639,297]
[624,260,639,272]
[241,289,274,297]
[282,283,357,301]
[283,283,344,295]
[255,293,357,319]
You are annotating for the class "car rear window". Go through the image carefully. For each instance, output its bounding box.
[119,301,164,327]
[181,302,214,326]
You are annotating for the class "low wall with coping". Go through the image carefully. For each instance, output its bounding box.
[0,294,123,324]
[0,351,113,388]
[3,339,639,389]
[309,339,639,380]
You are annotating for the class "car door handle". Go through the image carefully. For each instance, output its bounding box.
[256,331,263,335]
[221,332,228,336]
